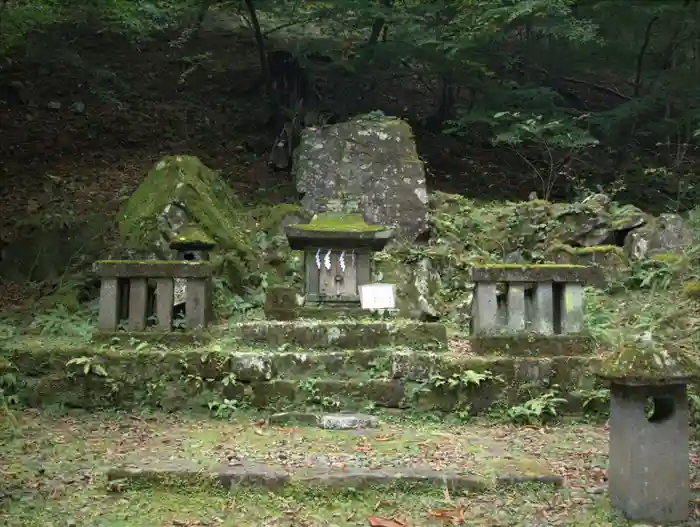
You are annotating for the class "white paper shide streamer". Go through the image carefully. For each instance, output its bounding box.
[339,251,346,273]
[315,248,321,270]
[324,249,332,271]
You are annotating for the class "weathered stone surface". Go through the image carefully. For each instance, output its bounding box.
[293,113,430,241]
[319,413,379,430]
[547,244,625,286]
[470,335,595,357]
[470,265,592,283]
[231,320,448,350]
[6,337,601,414]
[264,287,299,321]
[268,411,320,426]
[94,260,212,278]
[623,213,694,260]
[607,383,691,523]
[107,461,562,491]
[374,255,441,320]
[115,155,254,290]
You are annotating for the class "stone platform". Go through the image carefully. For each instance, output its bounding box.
[4,335,601,414]
[105,417,563,492]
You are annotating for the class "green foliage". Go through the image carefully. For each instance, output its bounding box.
[507,386,568,425]
[29,305,96,338]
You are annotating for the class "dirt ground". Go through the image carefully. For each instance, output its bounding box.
[1,408,690,526]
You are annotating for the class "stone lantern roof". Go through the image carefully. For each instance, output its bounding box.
[284,212,394,251]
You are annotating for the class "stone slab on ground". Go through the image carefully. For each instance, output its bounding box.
[319,413,379,430]
[99,414,570,493]
[268,412,379,430]
[230,320,448,350]
[107,460,562,491]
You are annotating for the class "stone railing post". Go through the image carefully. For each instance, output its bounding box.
[94,260,213,332]
[470,265,591,336]
[597,342,700,523]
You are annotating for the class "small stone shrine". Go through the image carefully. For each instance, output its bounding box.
[284,212,394,309]
[169,227,216,310]
[597,339,700,524]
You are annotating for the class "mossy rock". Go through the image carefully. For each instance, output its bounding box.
[546,244,625,285]
[116,155,255,288]
[597,341,700,385]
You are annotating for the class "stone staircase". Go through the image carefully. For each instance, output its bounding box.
[5,313,600,415]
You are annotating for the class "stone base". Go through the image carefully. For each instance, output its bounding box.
[297,305,368,320]
[230,320,448,350]
[470,334,594,357]
[6,337,602,414]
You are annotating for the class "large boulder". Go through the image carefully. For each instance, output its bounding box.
[293,112,430,241]
[116,155,255,289]
[623,213,694,260]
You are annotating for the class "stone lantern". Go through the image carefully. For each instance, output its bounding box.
[596,339,700,523]
[169,227,216,261]
[284,212,394,308]
[168,227,217,320]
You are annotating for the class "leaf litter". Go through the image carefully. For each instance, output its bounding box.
[3,409,700,525]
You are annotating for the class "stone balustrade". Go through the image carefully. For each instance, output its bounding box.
[470,265,591,336]
[94,260,213,332]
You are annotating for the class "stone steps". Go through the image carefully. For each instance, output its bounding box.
[4,336,602,414]
[228,320,448,350]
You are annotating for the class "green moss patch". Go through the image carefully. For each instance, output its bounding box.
[597,341,700,385]
[291,212,388,233]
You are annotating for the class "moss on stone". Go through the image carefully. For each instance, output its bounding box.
[171,226,216,247]
[116,156,254,271]
[470,335,595,357]
[291,213,388,233]
[550,244,622,256]
[258,204,310,233]
[471,264,593,283]
[597,341,700,385]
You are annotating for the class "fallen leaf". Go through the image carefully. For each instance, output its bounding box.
[252,419,265,426]
[367,517,406,527]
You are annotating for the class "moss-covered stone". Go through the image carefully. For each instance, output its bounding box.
[1,336,602,414]
[264,287,299,321]
[94,260,213,278]
[470,264,592,283]
[470,335,595,357]
[169,226,216,250]
[297,305,367,320]
[285,213,394,251]
[257,204,311,234]
[597,341,700,385]
[116,155,255,288]
[292,213,388,233]
[230,320,448,350]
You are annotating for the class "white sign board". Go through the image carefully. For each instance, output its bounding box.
[359,283,396,310]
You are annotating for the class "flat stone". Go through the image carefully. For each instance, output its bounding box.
[268,411,320,426]
[107,460,563,491]
[319,413,379,430]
